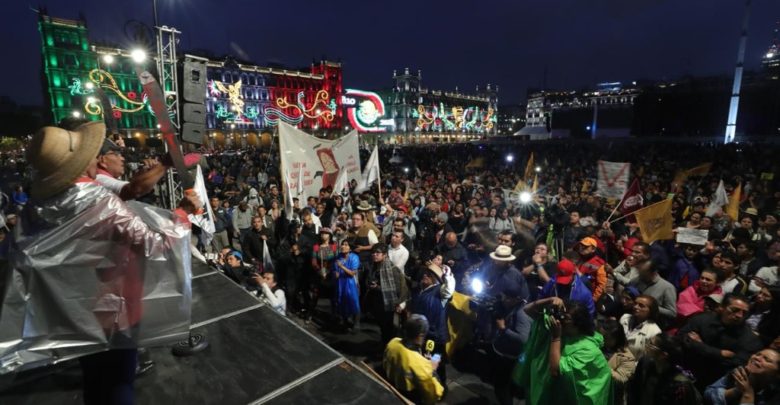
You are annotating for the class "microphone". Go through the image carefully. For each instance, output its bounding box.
[425,339,435,356]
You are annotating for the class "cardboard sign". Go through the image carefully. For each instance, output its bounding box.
[675,227,709,246]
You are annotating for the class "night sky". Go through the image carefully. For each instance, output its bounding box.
[2,0,778,106]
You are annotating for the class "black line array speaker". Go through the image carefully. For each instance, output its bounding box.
[180,55,208,145]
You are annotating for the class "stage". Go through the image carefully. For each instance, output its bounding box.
[0,262,400,404]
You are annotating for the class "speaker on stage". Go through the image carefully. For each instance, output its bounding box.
[180,55,208,145]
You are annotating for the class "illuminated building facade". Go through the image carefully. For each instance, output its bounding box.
[38,11,344,146]
[385,68,498,135]
[520,83,640,139]
[205,58,343,133]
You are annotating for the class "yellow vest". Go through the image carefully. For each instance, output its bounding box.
[382,338,444,405]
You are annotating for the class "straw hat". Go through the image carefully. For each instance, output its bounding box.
[425,263,443,282]
[27,122,105,200]
[489,245,516,262]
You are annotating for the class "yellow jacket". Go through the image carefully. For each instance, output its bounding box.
[383,338,444,405]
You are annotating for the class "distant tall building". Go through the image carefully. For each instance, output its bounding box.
[762,23,779,76]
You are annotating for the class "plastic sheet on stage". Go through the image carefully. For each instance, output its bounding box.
[0,182,192,375]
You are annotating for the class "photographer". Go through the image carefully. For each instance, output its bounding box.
[517,297,613,405]
[250,272,286,315]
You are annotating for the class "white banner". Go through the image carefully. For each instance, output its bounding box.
[596,160,631,199]
[675,227,709,246]
[278,122,362,202]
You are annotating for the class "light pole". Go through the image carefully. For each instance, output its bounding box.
[724,0,752,144]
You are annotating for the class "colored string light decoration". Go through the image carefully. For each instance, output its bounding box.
[416,103,495,132]
[263,90,335,126]
[83,69,146,115]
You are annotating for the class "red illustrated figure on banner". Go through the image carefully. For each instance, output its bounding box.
[127,91,137,100]
[113,110,122,119]
[316,148,340,189]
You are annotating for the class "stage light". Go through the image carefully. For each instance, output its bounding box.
[519,191,532,204]
[535,166,541,172]
[102,54,115,64]
[71,111,81,118]
[505,154,514,163]
[130,49,147,64]
[85,82,94,90]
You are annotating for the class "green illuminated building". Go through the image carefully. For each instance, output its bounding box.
[38,11,156,130]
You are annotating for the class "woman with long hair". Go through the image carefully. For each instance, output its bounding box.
[620,294,662,360]
[333,240,361,330]
[311,228,338,319]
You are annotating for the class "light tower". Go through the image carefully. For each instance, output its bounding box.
[724,0,752,144]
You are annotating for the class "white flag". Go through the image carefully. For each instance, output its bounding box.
[188,165,216,248]
[595,160,630,200]
[297,163,305,198]
[706,180,728,217]
[332,167,349,197]
[355,146,380,193]
[262,239,275,273]
[284,168,296,220]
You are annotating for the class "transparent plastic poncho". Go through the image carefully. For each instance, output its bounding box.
[0,181,192,374]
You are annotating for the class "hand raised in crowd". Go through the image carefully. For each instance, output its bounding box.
[495,318,506,331]
[686,331,702,343]
[142,158,161,170]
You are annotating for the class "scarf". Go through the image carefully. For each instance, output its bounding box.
[378,259,399,310]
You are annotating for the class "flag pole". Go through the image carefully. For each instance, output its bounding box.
[605,194,625,223]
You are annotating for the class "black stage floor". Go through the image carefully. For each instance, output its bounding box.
[0,262,400,404]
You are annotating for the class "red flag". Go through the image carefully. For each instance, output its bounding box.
[619,179,644,215]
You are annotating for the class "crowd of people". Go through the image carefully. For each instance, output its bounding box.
[2,134,780,405]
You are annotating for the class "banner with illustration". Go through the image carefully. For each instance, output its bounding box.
[278,122,362,202]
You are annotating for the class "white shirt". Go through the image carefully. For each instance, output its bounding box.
[95,173,129,195]
[620,313,661,360]
[260,283,286,315]
[388,243,409,272]
[721,275,742,294]
[749,266,779,293]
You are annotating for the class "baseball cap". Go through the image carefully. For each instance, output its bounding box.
[579,237,599,248]
[556,259,576,285]
[99,138,122,155]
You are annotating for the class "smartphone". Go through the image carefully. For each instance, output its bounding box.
[431,354,441,363]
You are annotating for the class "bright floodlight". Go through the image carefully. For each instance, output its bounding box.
[102,54,115,64]
[71,111,81,118]
[85,82,94,90]
[535,166,541,172]
[767,52,775,59]
[130,49,147,64]
[403,167,409,173]
[505,154,514,163]
[471,278,484,294]
[519,191,532,203]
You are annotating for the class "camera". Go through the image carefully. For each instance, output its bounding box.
[548,305,566,321]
